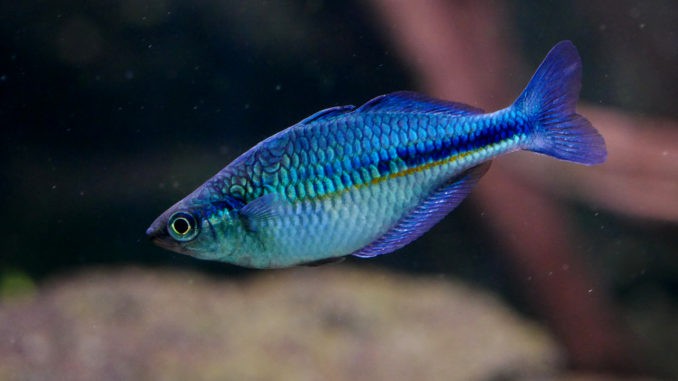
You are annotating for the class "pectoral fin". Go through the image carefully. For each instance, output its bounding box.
[238,193,282,232]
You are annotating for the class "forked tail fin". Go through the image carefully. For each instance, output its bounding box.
[514,41,606,165]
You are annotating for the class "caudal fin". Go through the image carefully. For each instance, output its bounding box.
[514,41,606,165]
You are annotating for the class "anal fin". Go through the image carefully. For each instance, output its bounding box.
[352,162,491,258]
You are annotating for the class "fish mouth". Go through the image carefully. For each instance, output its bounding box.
[145,226,158,238]
[146,219,189,254]
[145,223,163,240]
[146,219,170,246]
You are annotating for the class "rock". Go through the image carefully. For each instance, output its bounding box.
[0,266,560,380]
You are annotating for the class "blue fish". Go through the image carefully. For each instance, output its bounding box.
[147,41,606,268]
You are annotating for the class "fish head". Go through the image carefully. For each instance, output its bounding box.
[146,197,243,262]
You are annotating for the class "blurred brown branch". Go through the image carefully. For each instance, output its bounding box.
[369,0,677,375]
[499,106,678,222]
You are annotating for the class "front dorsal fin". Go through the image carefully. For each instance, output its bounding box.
[352,161,491,258]
[356,91,483,116]
[299,105,356,124]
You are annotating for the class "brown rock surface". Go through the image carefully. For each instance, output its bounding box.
[0,266,560,381]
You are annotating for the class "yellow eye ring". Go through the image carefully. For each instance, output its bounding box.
[167,212,199,241]
[171,217,191,235]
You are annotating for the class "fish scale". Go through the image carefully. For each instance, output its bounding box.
[147,41,606,268]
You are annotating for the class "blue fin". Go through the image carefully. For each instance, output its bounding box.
[352,162,491,258]
[514,40,606,165]
[300,105,356,124]
[357,91,484,116]
[238,193,281,231]
[298,92,481,126]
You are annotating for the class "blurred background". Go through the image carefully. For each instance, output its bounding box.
[1,0,676,380]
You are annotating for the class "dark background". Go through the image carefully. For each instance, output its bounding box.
[2,0,416,277]
[1,0,676,375]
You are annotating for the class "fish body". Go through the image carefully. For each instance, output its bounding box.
[147,41,606,268]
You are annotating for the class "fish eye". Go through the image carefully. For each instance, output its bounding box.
[167,212,199,241]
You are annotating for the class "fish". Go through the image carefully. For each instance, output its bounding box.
[146,40,606,269]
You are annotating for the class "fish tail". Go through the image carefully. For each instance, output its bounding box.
[513,41,606,165]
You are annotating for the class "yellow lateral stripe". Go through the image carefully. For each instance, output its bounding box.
[382,149,476,181]
[299,147,481,203]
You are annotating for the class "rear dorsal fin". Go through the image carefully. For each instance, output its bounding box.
[298,92,481,126]
[299,105,356,124]
[356,91,484,116]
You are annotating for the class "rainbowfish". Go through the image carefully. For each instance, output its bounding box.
[147,41,606,268]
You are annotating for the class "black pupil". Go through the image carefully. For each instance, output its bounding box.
[173,218,191,235]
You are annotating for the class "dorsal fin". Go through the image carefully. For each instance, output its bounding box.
[299,105,356,124]
[356,91,483,116]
